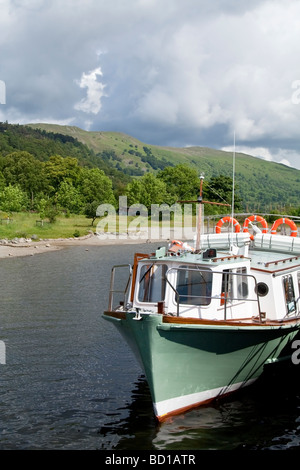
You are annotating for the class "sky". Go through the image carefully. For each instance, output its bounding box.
[1,0,300,170]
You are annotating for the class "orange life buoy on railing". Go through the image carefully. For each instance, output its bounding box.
[168,240,195,253]
[170,240,183,249]
[215,216,241,234]
[242,215,268,240]
[270,218,298,237]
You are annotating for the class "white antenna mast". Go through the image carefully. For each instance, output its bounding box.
[230,131,236,250]
[232,130,236,220]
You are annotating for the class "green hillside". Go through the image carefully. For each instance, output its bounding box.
[28,123,300,212]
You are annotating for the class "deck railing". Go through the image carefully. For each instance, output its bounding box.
[108,264,263,322]
[108,264,132,311]
[165,266,263,321]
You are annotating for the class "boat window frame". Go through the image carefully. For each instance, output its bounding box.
[221,269,233,304]
[175,265,213,307]
[137,262,168,304]
[236,267,249,300]
[283,274,296,315]
[166,265,262,319]
[221,267,250,305]
[255,282,269,297]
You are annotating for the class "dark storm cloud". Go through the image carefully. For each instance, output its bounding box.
[1,0,300,168]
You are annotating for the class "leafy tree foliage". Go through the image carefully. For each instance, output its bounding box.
[0,143,244,220]
[0,184,29,212]
[125,173,168,210]
[157,166,242,215]
[80,168,116,206]
[84,201,101,226]
[0,150,116,216]
[157,164,200,203]
[202,175,243,214]
[0,151,47,204]
[55,181,84,214]
[45,155,82,194]
[0,122,298,217]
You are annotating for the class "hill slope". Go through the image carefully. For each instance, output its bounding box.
[0,122,132,189]
[27,123,300,212]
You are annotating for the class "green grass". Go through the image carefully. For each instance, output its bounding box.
[0,212,95,240]
[0,211,199,240]
[0,211,298,241]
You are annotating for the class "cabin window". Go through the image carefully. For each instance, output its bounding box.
[138,264,167,303]
[283,274,296,314]
[176,267,212,306]
[236,267,249,299]
[221,269,233,304]
[255,282,269,297]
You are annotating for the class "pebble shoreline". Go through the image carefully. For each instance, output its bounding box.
[0,232,167,258]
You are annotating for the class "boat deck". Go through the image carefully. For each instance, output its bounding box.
[249,249,300,273]
[162,313,300,327]
[104,310,300,328]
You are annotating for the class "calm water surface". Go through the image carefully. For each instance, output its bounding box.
[0,243,299,450]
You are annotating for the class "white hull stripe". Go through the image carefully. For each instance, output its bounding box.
[154,379,257,419]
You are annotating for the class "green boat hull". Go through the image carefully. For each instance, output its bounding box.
[104,311,299,421]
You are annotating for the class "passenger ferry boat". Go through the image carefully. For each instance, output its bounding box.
[103,214,300,422]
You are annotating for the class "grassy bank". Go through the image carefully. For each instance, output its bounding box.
[0,211,198,241]
[0,212,96,240]
[5,211,296,241]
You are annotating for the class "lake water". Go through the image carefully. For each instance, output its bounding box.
[0,243,299,451]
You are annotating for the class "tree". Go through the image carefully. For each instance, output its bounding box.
[84,201,100,225]
[37,198,48,221]
[125,173,168,210]
[0,170,5,191]
[80,168,116,206]
[44,155,82,194]
[0,151,48,206]
[56,181,84,214]
[0,184,29,212]
[203,175,243,214]
[157,164,200,203]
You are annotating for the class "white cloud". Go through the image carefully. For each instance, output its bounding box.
[74,67,106,114]
[0,106,75,127]
[222,145,300,170]
[127,0,300,147]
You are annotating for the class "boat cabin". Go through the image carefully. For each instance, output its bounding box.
[132,246,256,321]
[250,234,300,322]
[108,232,300,324]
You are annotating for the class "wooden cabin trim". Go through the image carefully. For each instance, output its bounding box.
[104,310,300,327]
[162,314,300,327]
[130,253,150,302]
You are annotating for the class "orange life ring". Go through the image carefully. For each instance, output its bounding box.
[170,240,183,248]
[215,216,241,234]
[270,218,298,237]
[242,215,268,240]
[168,240,194,253]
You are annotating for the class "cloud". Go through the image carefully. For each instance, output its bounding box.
[74,67,106,114]
[11,0,48,10]
[222,145,300,170]
[1,0,300,170]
